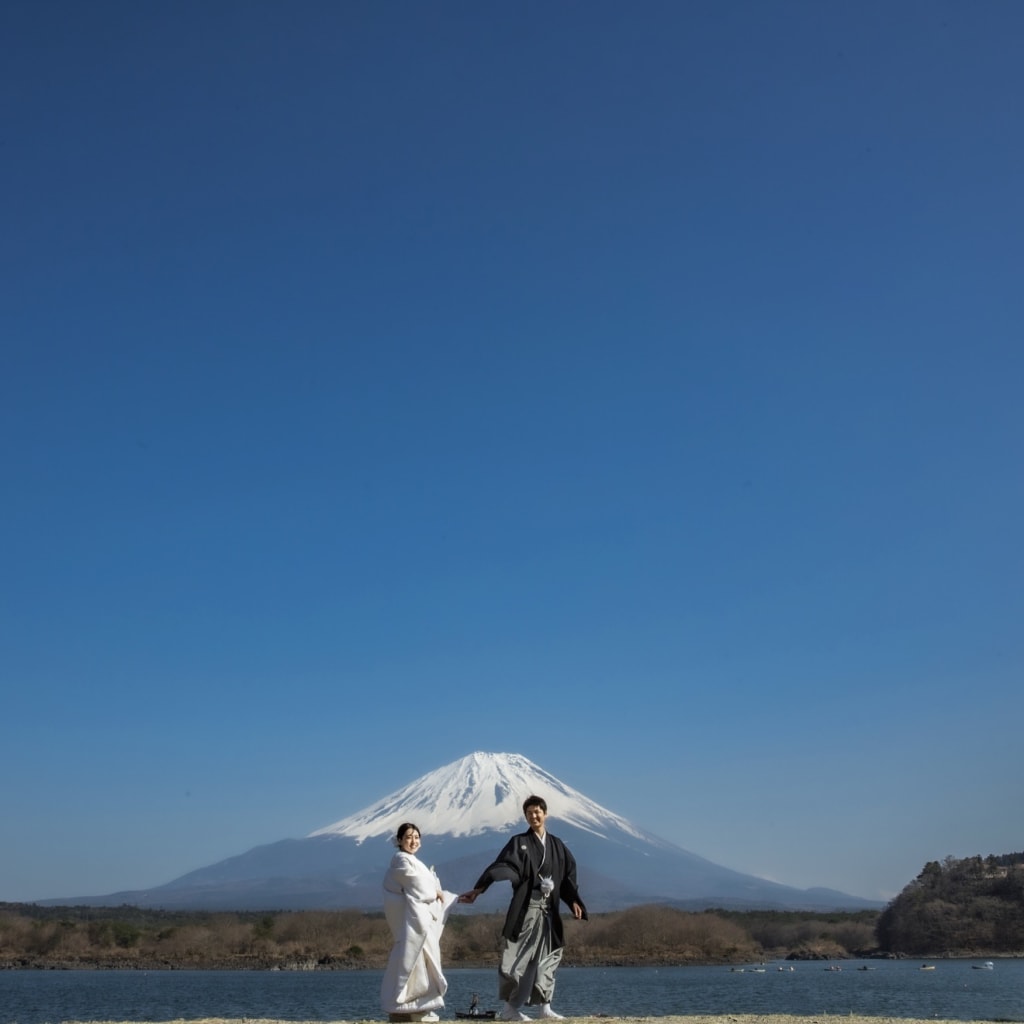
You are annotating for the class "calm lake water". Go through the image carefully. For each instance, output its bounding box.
[1,961,1021,1024]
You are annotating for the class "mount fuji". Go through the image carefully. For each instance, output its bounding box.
[45,752,879,911]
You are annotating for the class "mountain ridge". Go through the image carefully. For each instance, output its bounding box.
[41,751,882,912]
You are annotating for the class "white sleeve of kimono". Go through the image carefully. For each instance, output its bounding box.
[391,853,440,902]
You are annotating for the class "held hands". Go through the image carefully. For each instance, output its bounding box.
[457,890,582,916]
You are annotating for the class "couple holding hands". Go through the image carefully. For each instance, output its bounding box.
[381,795,587,1022]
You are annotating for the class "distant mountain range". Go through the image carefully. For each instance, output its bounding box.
[43,752,881,912]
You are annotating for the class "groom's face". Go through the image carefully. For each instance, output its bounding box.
[525,804,548,833]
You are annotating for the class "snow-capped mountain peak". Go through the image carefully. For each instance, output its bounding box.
[308,751,647,844]
[45,750,880,913]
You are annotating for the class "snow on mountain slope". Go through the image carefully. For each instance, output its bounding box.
[309,751,648,844]
[39,749,883,911]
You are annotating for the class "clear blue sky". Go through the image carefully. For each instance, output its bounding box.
[3,0,1022,906]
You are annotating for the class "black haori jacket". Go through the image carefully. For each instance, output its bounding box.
[473,829,588,945]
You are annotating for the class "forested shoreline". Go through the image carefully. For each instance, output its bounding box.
[877,854,1024,954]
[4,854,1021,970]
[0,903,882,970]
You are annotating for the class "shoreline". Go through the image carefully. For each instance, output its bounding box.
[60,1017,1012,1024]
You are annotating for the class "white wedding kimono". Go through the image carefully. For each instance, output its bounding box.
[381,851,459,1015]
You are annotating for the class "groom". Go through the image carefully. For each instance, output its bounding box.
[460,795,587,1021]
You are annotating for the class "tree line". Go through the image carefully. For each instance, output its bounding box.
[4,851,1021,969]
[0,903,877,969]
[875,852,1024,955]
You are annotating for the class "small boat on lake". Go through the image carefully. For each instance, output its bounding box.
[972,961,995,970]
[919,964,936,971]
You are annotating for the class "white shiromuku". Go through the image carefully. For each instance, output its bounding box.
[380,850,459,1015]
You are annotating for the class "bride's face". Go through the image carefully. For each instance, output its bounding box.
[400,828,421,854]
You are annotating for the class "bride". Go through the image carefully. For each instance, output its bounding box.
[381,822,460,1022]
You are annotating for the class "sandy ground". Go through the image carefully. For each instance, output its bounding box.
[69,1016,1008,1024]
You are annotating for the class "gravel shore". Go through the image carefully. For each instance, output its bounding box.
[70,1016,1007,1024]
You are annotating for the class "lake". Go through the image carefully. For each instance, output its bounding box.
[1,960,1021,1024]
